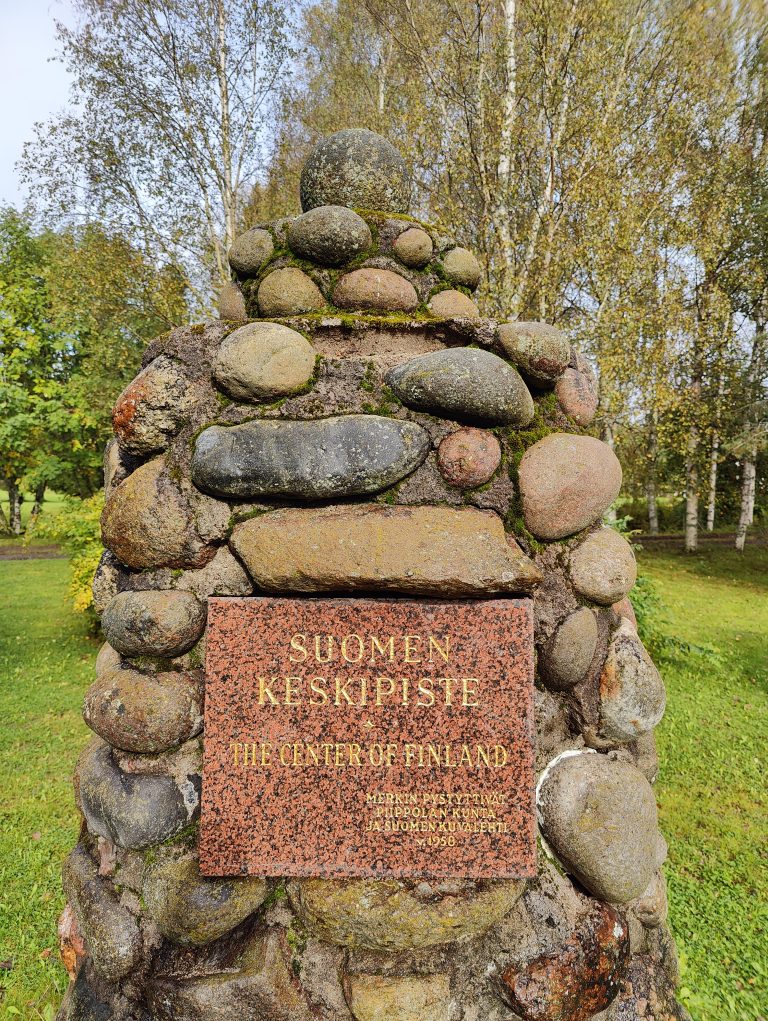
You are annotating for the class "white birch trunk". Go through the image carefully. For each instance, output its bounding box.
[705,428,720,531]
[684,425,699,552]
[735,450,757,552]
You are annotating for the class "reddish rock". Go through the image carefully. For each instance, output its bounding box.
[428,289,480,318]
[333,268,418,313]
[112,356,203,456]
[499,903,630,1021]
[518,434,622,540]
[437,428,502,488]
[58,903,86,980]
[556,368,598,426]
[613,595,638,629]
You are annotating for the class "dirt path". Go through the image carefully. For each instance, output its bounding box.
[0,543,65,560]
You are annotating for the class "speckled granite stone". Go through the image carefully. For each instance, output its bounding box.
[200,597,535,879]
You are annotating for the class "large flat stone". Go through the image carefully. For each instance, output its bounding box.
[229,504,542,595]
[191,415,429,500]
[518,434,622,540]
[289,877,525,950]
[387,348,534,425]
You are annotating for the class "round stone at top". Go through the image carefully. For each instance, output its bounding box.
[300,129,411,214]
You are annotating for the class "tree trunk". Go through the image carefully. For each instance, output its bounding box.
[8,482,23,536]
[30,483,46,523]
[684,429,698,552]
[735,449,757,552]
[602,420,618,524]
[0,498,10,535]
[646,412,659,534]
[705,428,720,531]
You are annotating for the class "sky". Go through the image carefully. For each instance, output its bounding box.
[0,0,74,206]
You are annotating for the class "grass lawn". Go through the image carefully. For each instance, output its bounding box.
[0,546,765,1020]
[637,545,768,1021]
[0,560,96,1020]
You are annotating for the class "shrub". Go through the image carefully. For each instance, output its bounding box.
[29,493,104,616]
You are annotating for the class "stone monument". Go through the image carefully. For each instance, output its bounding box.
[57,128,689,1021]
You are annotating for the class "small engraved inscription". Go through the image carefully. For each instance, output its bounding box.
[200,597,535,879]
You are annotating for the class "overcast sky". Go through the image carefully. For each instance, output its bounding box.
[0,0,74,206]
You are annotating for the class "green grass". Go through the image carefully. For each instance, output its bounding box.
[0,560,96,1020]
[638,545,768,1021]
[0,548,765,1020]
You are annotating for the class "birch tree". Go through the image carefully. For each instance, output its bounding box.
[21,0,294,310]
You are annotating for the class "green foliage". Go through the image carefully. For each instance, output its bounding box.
[29,494,104,615]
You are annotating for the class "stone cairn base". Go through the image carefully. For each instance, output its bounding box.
[57,129,690,1021]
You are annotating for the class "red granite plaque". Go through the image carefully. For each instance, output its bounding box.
[199,597,535,879]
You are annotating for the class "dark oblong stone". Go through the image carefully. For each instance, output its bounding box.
[76,740,200,850]
[191,415,430,500]
[386,348,534,425]
[101,590,206,658]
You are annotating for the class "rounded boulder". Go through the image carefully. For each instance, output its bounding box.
[213,322,315,401]
[333,268,418,313]
[287,205,372,266]
[83,667,204,753]
[300,128,410,213]
[537,751,666,903]
[497,322,570,386]
[518,434,622,540]
[387,348,534,426]
[257,267,325,317]
[442,247,481,290]
[598,619,666,743]
[437,428,501,488]
[393,227,433,267]
[428,289,480,318]
[101,590,206,659]
[570,527,637,605]
[228,228,274,277]
[539,607,598,690]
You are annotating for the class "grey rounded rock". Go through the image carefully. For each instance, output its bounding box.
[63,844,142,983]
[76,740,200,849]
[300,129,410,213]
[497,322,570,386]
[570,527,637,605]
[257,267,325,317]
[92,551,123,616]
[101,590,206,658]
[143,851,269,945]
[539,607,598,690]
[386,348,534,425]
[442,247,481,290]
[598,619,666,743]
[537,751,666,903]
[518,434,622,540]
[228,228,274,276]
[288,205,372,265]
[213,322,315,401]
[192,415,430,500]
[95,641,121,676]
[393,227,433,267]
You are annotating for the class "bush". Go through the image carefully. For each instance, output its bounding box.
[28,493,104,615]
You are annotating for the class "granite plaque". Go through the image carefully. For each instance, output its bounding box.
[200,597,535,879]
